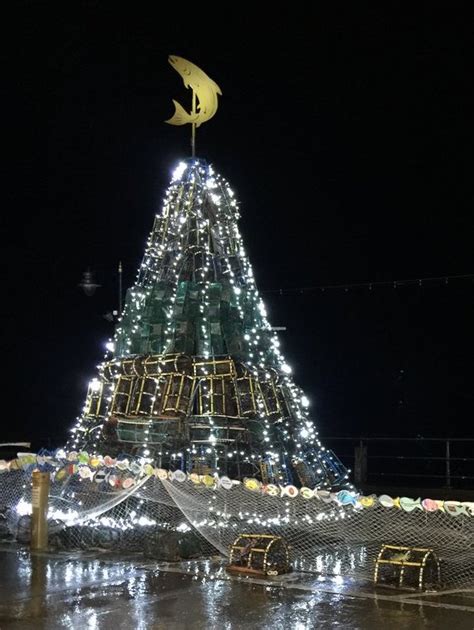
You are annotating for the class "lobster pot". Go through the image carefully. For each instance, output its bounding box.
[227,534,291,576]
[374,545,441,590]
[115,418,180,444]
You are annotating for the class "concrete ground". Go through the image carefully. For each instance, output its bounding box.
[0,545,473,629]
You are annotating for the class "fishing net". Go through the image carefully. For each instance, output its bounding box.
[1,468,473,589]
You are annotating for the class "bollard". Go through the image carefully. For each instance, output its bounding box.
[31,471,50,550]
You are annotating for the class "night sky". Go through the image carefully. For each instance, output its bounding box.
[3,4,473,448]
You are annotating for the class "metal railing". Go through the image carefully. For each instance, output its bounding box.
[322,437,474,489]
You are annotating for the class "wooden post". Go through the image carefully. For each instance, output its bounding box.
[31,471,50,550]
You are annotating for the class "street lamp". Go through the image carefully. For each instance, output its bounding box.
[78,269,101,296]
[78,263,123,321]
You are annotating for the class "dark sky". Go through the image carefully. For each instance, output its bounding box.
[3,3,473,448]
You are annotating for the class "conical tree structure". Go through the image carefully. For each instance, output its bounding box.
[69,158,349,489]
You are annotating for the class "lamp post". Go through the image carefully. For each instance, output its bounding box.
[118,260,123,314]
[78,269,101,296]
[78,262,123,321]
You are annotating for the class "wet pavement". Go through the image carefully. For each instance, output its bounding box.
[0,545,473,629]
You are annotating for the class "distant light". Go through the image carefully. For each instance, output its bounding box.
[301,396,310,408]
[78,269,101,296]
[281,363,292,374]
[105,341,115,352]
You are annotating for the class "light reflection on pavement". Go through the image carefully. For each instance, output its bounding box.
[0,546,473,629]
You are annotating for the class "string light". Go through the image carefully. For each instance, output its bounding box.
[66,158,351,491]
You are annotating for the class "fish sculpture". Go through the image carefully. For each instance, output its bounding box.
[166,55,222,127]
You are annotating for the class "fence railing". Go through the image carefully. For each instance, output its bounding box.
[322,437,474,489]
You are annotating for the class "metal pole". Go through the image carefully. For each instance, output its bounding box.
[118,261,123,314]
[31,471,50,550]
[354,440,368,485]
[445,440,451,488]
[191,91,196,157]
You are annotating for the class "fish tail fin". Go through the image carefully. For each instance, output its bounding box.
[165,99,191,126]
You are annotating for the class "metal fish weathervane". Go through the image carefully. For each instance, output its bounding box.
[165,55,222,156]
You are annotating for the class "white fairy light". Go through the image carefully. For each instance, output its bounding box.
[171,161,187,181]
[89,378,101,392]
[65,158,349,492]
